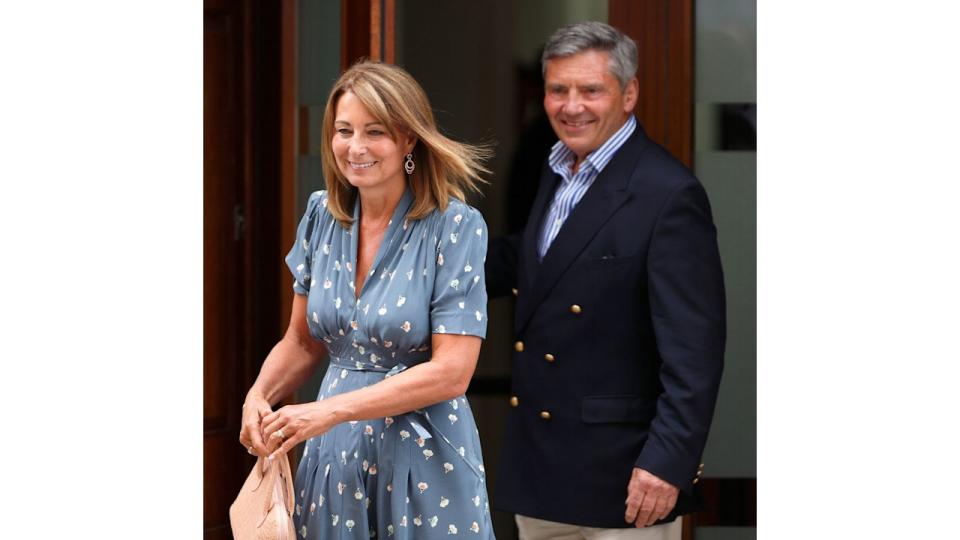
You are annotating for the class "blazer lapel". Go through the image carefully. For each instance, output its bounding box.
[516,126,649,333]
[520,161,559,289]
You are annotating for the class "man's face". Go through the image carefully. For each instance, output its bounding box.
[543,50,638,163]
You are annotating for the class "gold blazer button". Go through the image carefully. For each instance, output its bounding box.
[509,396,519,407]
[514,341,524,352]
[539,411,551,420]
[570,304,582,314]
[511,288,518,297]
[544,353,555,363]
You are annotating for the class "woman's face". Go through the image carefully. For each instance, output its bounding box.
[332,91,413,193]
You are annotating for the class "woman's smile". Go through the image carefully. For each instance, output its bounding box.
[348,160,378,169]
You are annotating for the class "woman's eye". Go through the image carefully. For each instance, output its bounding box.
[368,130,384,136]
[337,128,352,136]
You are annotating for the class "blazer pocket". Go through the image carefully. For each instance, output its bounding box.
[583,253,638,268]
[581,395,653,424]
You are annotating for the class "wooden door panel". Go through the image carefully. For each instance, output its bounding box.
[609,0,694,168]
[205,526,233,540]
[203,5,241,426]
[204,433,243,529]
[204,0,246,535]
[205,0,287,537]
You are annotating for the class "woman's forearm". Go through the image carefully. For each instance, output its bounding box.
[322,351,474,425]
[259,335,481,458]
[248,334,324,406]
[326,361,464,423]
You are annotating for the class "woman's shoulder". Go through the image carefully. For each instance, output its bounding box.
[302,189,335,220]
[297,189,336,237]
[306,189,328,210]
[425,197,487,252]
[435,196,486,227]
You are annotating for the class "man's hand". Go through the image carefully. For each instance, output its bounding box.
[625,468,679,527]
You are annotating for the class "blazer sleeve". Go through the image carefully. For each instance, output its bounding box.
[635,180,726,495]
[484,232,522,298]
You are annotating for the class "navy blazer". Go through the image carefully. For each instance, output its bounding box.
[486,122,726,528]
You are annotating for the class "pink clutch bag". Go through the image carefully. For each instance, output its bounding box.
[229,455,297,540]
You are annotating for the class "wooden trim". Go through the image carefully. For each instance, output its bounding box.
[340,0,393,66]
[383,0,395,63]
[693,478,757,527]
[608,0,694,168]
[340,0,372,69]
[279,0,297,333]
[666,0,693,167]
[240,0,256,419]
[370,0,382,61]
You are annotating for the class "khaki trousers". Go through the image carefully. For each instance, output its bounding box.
[515,514,682,540]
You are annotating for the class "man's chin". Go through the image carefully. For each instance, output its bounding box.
[560,139,591,156]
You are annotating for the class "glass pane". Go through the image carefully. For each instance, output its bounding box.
[695,0,757,481]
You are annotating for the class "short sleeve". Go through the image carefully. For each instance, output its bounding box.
[430,203,489,338]
[284,191,326,295]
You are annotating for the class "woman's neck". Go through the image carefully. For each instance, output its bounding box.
[357,181,405,227]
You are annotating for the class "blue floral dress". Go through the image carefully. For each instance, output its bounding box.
[285,188,495,539]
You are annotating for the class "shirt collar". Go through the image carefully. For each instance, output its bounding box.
[548,115,637,177]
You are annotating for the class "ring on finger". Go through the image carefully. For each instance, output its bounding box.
[274,428,285,440]
[247,446,255,455]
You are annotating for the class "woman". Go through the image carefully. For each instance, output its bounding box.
[238,61,496,539]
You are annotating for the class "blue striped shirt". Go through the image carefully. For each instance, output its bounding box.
[538,115,637,260]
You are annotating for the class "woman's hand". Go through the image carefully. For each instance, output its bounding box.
[261,401,338,460]
[239,393,274,457]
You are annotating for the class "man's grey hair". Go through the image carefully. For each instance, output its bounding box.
[541,21,638,89]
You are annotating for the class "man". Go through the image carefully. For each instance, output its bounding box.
[486,22,726,539]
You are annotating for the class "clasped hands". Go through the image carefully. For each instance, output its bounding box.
[238,395,336,461]
[625,467,679,528]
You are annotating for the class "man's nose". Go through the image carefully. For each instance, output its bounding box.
[562,93,585,115]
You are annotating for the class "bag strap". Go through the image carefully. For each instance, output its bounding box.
[257,454,295,519]
[258,457,281,518]
[280,454,295,518]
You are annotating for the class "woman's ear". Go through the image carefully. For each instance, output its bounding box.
[403,132,417,155]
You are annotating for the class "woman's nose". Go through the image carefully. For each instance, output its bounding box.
[350,139,368,155]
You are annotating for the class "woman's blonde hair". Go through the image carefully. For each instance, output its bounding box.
[320,61,491,227]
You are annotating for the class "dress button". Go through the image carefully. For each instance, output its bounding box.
[544,353,555,363]
[509,396,519,407]
[539,411,551,420]
[511,288,518,297]
[570,304,582,314]
[514,341,524,352]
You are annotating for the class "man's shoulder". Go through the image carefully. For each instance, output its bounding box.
[618,133,699,194]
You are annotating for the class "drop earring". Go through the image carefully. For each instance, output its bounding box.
[404,153,415,175]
